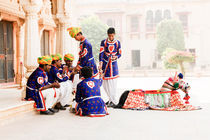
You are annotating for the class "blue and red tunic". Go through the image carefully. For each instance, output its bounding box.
[25,67,49,111]
[77,38,98,77]
[75,77,108,117]
[99,39,122,80]
[59,64,74,81]
[48,65,69,83]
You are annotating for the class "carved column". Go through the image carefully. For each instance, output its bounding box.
[21,0,42,99]
[55,0,73,56]
[15,22,25,85]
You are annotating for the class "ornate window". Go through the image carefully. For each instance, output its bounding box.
[107,19,114,27]
[146,10,154,31]
[163,10,171,19]
[130,16,139,32]
[179,14,188,30]
[154,10,162,25]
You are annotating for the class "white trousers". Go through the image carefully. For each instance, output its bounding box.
[58,81,73,106]
[72,74,80,89]
[103,78,118,105]
[41,88,57,109]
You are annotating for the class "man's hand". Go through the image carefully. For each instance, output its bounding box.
[99,71,104,79]
[98,62,103,70]
[75,65,80,71]
[69,67,74,71]
[111,56,118,61]
[52,82,60,88]
[63,66,68,74]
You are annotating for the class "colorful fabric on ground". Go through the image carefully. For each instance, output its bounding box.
[77,38,98,77]
[122,90,200,111]
[144,91,171,108]
[37,55,52,65]
[25,67,49,111]
[64,54,74,61]
[47,65,69,83]
[160,74,191,104]
[150,91,200,111]
[67,27,82,38]
[123,90,149,110]
[51,53,62,61]
[160,76,179,91]
[99,39,122,80]
[75,77,108,117]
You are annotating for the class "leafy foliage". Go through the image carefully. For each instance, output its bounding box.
[81,16,109,62]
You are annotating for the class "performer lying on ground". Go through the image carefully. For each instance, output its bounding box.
[74,66,108,117]
[115,73,201,111]
[25,56,60,115]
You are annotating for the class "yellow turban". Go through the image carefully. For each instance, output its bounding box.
[37,55,52,65]
[64,54,74,61]
[67,27,82,38]
[51,53,62,61]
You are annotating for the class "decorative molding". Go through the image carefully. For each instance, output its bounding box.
[64,0,71,17]
[0,1,25,19]
[38,0,56,27]
[21,0,42,17]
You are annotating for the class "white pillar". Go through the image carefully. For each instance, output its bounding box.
[21,0,42,99]
[22,1,42,77]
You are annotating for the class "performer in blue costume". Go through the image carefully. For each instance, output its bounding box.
[25,56,60,115]
[59,53,78,105]
[99,27,122,107]
[67,27,98,78]
[75,66,108,117]
[48,53,73,110]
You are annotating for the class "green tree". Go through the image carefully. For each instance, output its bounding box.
[81,16,108,62]
[163,48,195,75]
[156,19,185,55]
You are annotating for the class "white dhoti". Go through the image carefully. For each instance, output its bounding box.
[41,88,58,109]
[58,81,73,106]
[72,74,80,89]
[103,78,118,105]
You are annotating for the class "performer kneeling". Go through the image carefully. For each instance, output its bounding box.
[115,73,201,111]
[74,66,108,117]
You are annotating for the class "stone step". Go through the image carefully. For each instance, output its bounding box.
[0,83,20,89]
[0,88,35,126]
[0,101,34,126]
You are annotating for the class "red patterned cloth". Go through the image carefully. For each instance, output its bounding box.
[122,90,200,111]
[122,90,149,109]
[151,91,200,111]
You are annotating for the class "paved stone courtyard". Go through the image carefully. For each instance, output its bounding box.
[0,77,210,140]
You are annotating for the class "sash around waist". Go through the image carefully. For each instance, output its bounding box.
[82,96,101,102]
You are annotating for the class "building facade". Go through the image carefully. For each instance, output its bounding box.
[0,0,76,85]
[72,0,210,71]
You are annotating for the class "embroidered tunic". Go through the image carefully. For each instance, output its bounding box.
[48,65,69,83]
[25,67,49,111]
[77,38,98,77]
[75,77,108,117]
[99,39,122,80]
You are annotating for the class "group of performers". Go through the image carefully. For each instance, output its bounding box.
[25,27,121,116]
[25,27,200,117]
